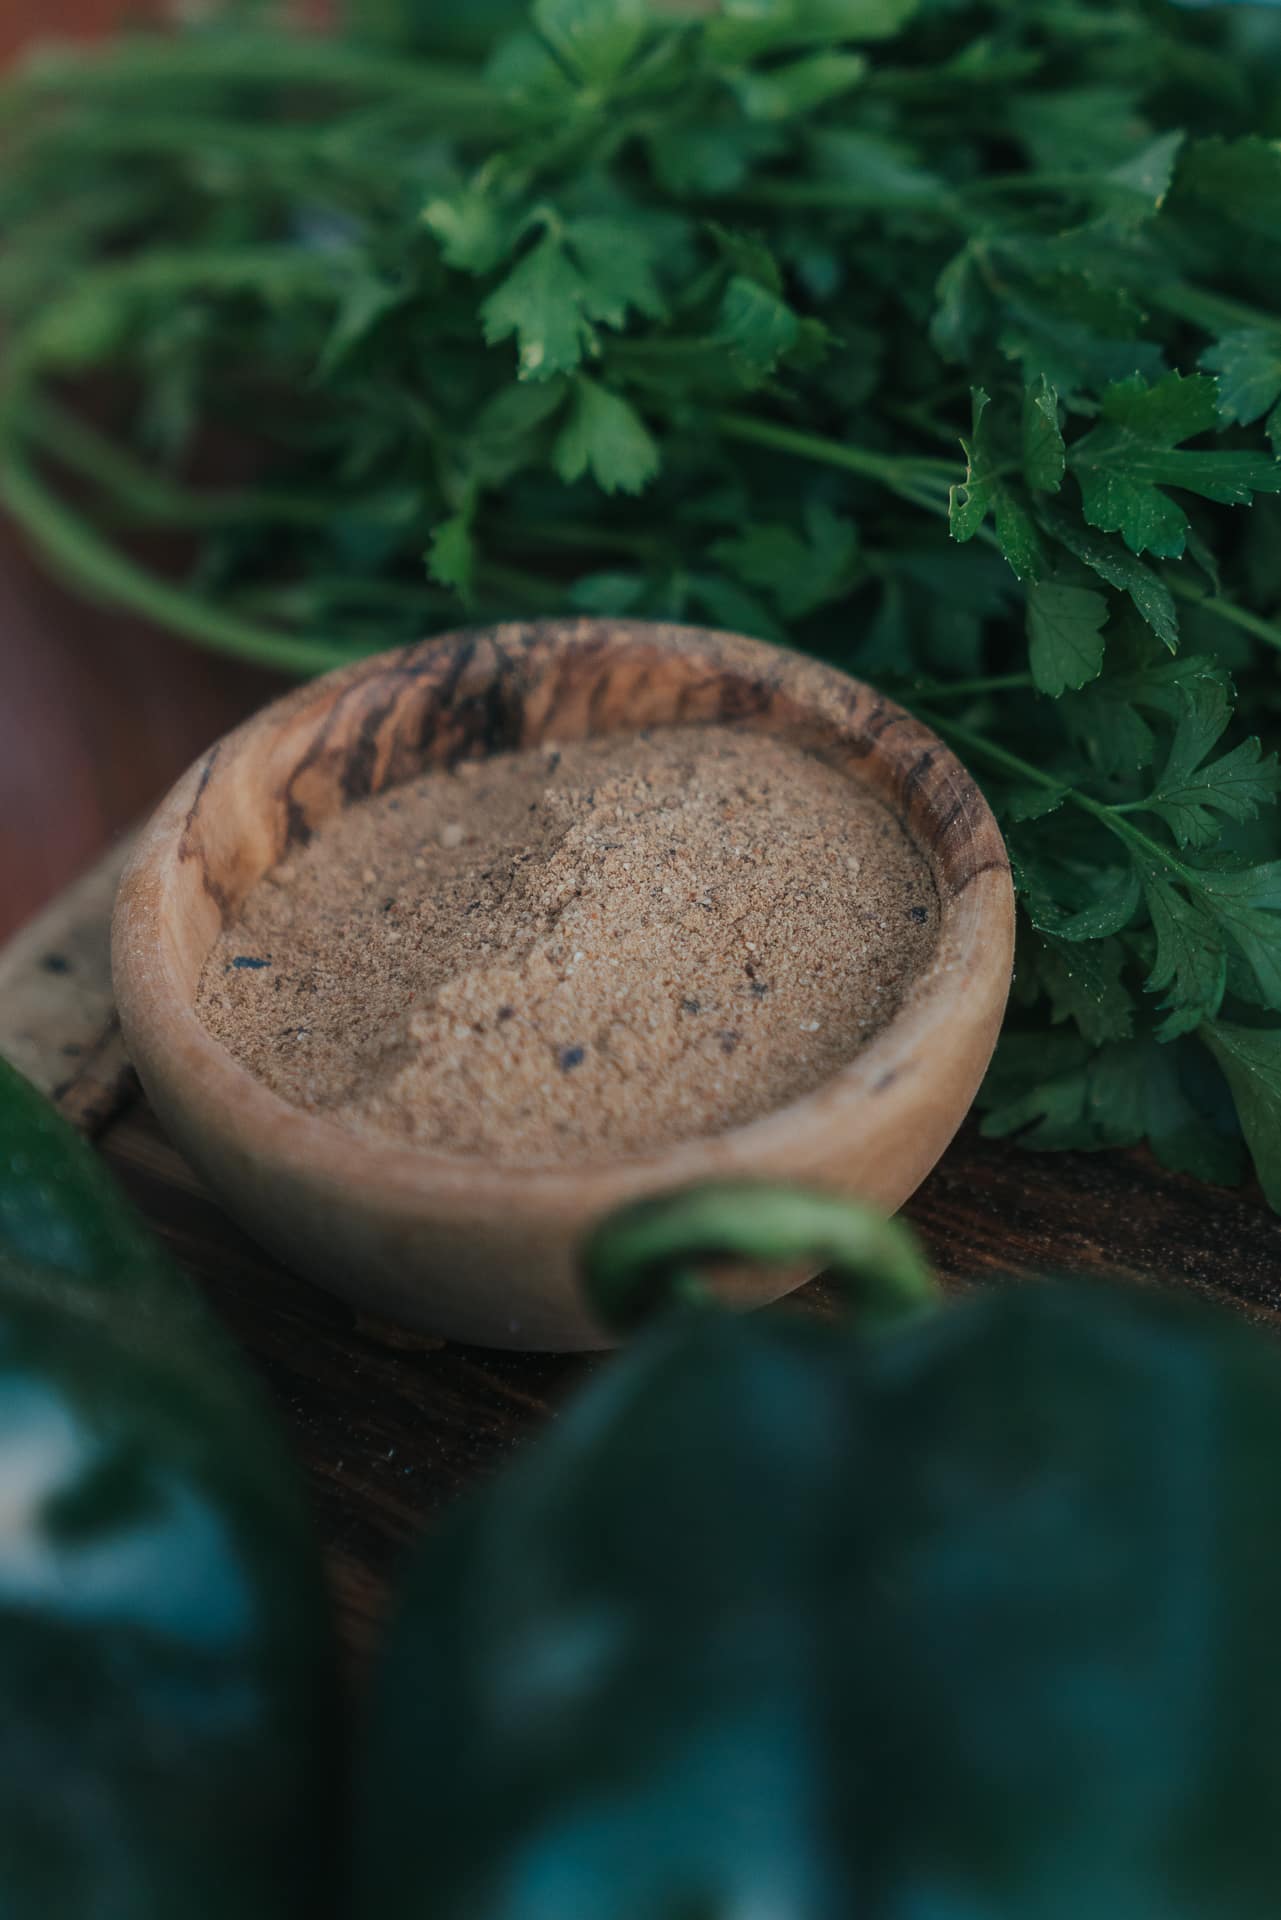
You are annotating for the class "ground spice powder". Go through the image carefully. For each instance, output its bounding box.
[196,725,939,1165]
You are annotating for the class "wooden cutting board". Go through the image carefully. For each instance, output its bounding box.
[4,840,1281,1658]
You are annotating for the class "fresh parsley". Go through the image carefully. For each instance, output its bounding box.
[3,0,1281,1203]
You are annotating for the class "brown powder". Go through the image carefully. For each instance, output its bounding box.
[195,725,939,1166]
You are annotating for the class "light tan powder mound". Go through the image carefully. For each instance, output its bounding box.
[196,725,939,1166]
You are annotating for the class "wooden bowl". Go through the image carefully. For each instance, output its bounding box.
[112,620,1014,1349]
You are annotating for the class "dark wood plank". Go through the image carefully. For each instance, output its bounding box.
[99,1097,597,1660]
[94,1086,1281,1657]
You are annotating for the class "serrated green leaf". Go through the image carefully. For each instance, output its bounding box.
[1101,130,1184,223]
[1192,861,1281,1008]
[711,502,859,618]
[648,124,783,198]
[1178,136,1281,243]
[931,247,989,364]
[1204,1021,1281,1207]
[314,274,400,383]
[1061,687,1156,780]
[422,186,512,275]
[1023,863,1142,941]
[807,128,942,206]
[1022,376,1064,492]
[1006,784,1068,824]
[997,294,1165,405]
[485,28,576,109]
[569,213,678,327]
[1027,580,1109,695]
[425,512,474,601]
[480,231,594,379]
[718,273,801,371]
[532,0,646,86]
[1201,329,1281,449]
[1142,709,1281,850]
[1143,874,1227,1037]
[684,570,786,643]
[729,50,867,120]
[467,379,567,486]
[1007,85,1152,175]
[1037,933,1135,1045]
[1039,508,1177,651]
[552,377,659,494]
[568,570,646,614]
[979,1029,1242,1178]
[949,387,1043,580]
[707,0,918,62]
[1071,371,1281,557]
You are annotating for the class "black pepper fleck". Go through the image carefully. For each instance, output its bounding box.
[559,1045,586,1072]
[750,980,770,997]
[681,998,701,1015]
[231,956,271,970]
[719,1030,740,1055]
[40,953,70,974]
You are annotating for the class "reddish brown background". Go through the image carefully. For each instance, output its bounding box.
[0,1,278,938]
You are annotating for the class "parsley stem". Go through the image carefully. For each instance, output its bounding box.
[715,411,957,496]
[0,450,361,675]
[734,181,970,227]
[911,673,1035,698]
[5,34,500,111]
[18,394,414,532]
[1146,282,1281,339]
[1167,572,1281,654]
[489,516,664,560]
[916,707,1190,880]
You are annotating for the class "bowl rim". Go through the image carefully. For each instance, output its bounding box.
[112,619,1013,1224]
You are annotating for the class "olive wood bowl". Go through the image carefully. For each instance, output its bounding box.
[113,620,1014,1350]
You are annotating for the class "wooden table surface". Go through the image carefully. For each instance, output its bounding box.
[5,518,1281,1659]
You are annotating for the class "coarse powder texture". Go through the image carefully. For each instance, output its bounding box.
[196,725,940,1166]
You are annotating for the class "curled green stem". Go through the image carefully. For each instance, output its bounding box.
[18,394,416,533]
[582,1183,938,1336]
[0,448,362,675]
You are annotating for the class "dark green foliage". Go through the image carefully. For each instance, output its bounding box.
[0,1059,336,1919]
[2,0,1281,1195]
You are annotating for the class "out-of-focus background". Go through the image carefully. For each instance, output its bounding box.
[0,4,283,941]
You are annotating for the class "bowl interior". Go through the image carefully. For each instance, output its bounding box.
[157,620,1005,1029]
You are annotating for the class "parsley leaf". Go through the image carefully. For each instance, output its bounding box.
[949,387,1042,581]
[1201,329,1281,453]
[426,511,475,602]
[552,378,659,494]
[1070,372,1281,558]
[1140,711,1281,851]
[531,0,647,87]
[1022,376,1065,493]
[1026,580,1109,695]
[1204,1022,1281,1207]
[712,503,859,618]
[480,230,596,379]
[1143,875,1228,1037]
[7,0,1281,1207]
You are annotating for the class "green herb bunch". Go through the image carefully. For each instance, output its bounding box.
[3,0,1281,1199]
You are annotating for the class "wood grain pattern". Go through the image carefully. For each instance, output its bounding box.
[111,621,1015,1347]
[0,836,136,1131]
